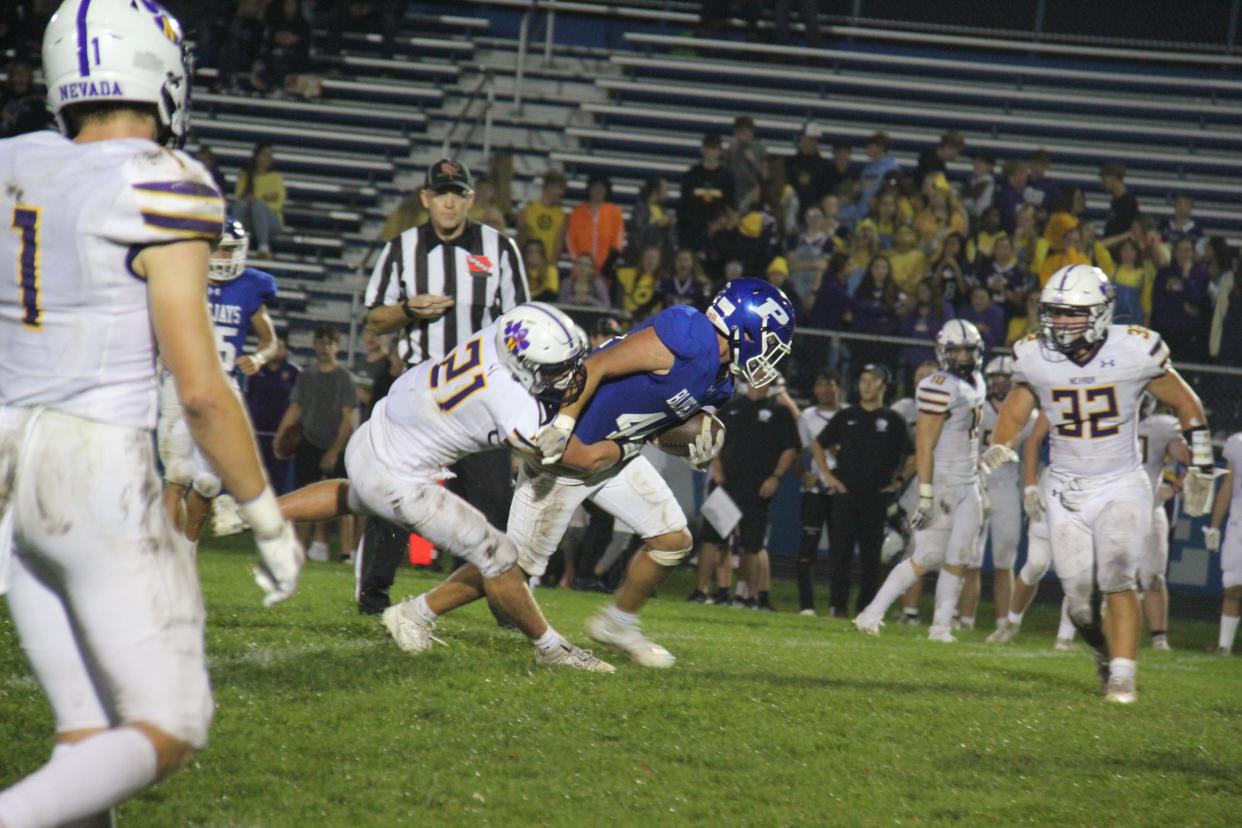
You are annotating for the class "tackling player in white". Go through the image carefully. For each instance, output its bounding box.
[1204,431,1242,655]
[853,320,987,642]
[983,265,1217,704]
[0,3,302,825]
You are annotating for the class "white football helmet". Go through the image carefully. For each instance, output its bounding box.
[209,219,249,281]
[984,355,1013,399]
[935,319,984,379]
[496,303,589,403]
[42,0,191,144]
[1040,265,1114,355]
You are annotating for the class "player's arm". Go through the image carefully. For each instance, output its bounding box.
[1209,461,1234,535]
[1022,412,1050,488]
[1147,369,1207,436]
[558,437,626,474]
[991,383,1038,449]
[914,411,945,489]
[237,305,277,376]
[1148,368,1218,515]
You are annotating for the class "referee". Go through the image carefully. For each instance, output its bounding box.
[810,364,913,618]
[356,158,530,614]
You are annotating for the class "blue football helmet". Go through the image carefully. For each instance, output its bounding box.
[210,218,249,281]
[706,277,795,388]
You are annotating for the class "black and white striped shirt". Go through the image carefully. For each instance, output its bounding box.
[365,220,529,365]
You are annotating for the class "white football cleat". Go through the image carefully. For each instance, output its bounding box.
[1104,675,1137,704]
[587,611,676,668]
[1151,637,1171,651]
[1215,646,1233,657]
[852,615,883,636]
[1054,637,1077,652]
[927,625,957,643]
[798,608,816,617]
[985,621,1017,644]
[381,601,445,654]
[536,642,616,673]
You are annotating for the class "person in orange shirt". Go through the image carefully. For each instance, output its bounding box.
[566,171,625,275]
[1038,226,1091,286]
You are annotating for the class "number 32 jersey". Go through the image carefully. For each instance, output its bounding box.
[0,132,224,429]
[1012,325,1169,479]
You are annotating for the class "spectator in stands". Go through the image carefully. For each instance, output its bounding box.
[700,203,746,285]
[975,234,1029,319]
[1210,249,1238,363]
[915,176,967,259]
[355,328,402,422]
[522,239,559,303]
[193,146,229,198]
[724,115,767,213]
[1079,221,1115,275]
[615,244,665,321]
[961,152,995,225]
[0,57,50,138]
[465,176,507,232]
[1161,192,1206,255]
[1100,162,1141,245]
[628,176,674,263]
[274,324,358,562]
[788,123,830,222]
[819,193,847,241]
[787,206,837,304]
[234,142,285,257]
[1012,204,1039,269]
[1038,185,1085,264]
[914,130,965,189]
[765,256,807,321]
[899,279,953,380]
[809,252,854,333]
[559,253,611,309]
[1024,148,1059,218]
[245,337,300,495]
[928,232,971,308]
[1006,288,1042,346]
[323,0,398,55]
[995,158,1029,234]
[822,139,858,202]
[848,131,900,225]
[517,170,568,264]
[870,190,900,250]
[566,171,625,274]
[1038,225,1090,287]
[1112,238,1154,326]
[762,157,800,242]
[379,190,429,242]
[660,247,710,310]
[966,205,1004,264]
[850,254,901,368]
[215,0,268,92]
[261,0,311,95]
[1151,237,1211,362]
[679,133,735,252]
[958,284,1005,353]
[846,218,879,280]
[735,207,780,277]
[887,223,926,297]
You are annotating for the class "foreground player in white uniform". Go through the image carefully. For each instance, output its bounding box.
[854,320,986,642]
[278,303,612,672]
[1136,397,1190,650]
[0,3,303,825]
[1204,432,1242,654]
[984,265,1216,703]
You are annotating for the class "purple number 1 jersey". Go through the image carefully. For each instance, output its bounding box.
[574,305,734,444]
[207,266,276,378]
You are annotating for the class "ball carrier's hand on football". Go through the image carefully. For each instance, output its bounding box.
[652,412,727,470]
[537,326,681,471]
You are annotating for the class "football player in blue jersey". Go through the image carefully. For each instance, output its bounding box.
[403,278,796,667]
[159,219,281,539]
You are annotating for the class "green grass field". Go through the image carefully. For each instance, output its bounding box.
[2,538,1240,827]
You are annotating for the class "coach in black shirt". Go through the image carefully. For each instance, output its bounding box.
[811,365,913,617]
[357,158,529,614]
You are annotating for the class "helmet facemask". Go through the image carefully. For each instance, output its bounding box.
[1040,302,1110,355]
[729,323,790,389]
[209,227,249,281]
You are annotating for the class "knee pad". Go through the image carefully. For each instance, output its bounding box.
[647,531,693,567]
[1143,572,1166,592]
[475,530,519,579]
[1061,575,1097,629]
[192,472,221,499]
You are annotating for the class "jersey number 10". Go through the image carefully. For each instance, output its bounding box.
[10,205,41,329]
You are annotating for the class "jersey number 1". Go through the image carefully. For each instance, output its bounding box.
[10,206,41,329]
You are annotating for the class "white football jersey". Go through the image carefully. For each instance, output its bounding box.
[0,132,224,429]
[798,405,838,488]
[1138,413,1182,500]
[364,320,546,478]
[1223,433,1242,517]
[1012,325,1168,480]
[891,397,918,433]
[979,398,1036,491]
[916,369,985,486]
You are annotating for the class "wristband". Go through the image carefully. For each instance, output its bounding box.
[552,413,576,431]
[1184,427,1214,470]
[239,488,284,539]
[251,352,267,368]
[918,483,934,499]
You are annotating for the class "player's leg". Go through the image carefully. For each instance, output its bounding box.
[1092,473,1150,702]
[957,568,981,630]
[989,493,1021,632]
[1219,523,1242,654]
[278,478,353,523]
[796,491,829,613]
[1055,597,1078,649]
[987,513,1051,644]
[1140,505,1171,649]
[755,548,774,610]
[856,509,939,634]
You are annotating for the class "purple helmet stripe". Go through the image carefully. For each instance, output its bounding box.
[76,0,93,77]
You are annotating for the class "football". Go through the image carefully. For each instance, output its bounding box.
[651,412,726,457]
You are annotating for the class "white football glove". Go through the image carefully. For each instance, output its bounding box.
[537,414,576,465]
[1183,467,1226,518]
[1203,526,1221,552]
[239,489,304,606]
[685,416,725,470]
[1023,484,1045,522]
[979,444,1019,476]
[908,483,935,532]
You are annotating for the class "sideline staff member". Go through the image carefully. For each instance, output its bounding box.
[811,364,913,617]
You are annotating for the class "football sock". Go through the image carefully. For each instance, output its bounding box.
[605,606,639,627]
[959,616,975,630]
[932,571,964,630]
[902,607,919,620]
[0,727,157,828]
[1057,619,1077,642]
[864,560,919,619]
[1219,614,1240,652]
[410,594,437,624]
[1109,657,1136,682]
[1007,610,1025,627]
[532,627,566,655]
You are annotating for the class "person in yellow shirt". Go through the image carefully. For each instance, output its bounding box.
[887,223,927,295]
[235,142,286,257]
[1080,221,1116,275]
[966,206,1005,266]
[847,218,880,274]
[1111,237,1154,326]
[614,245,665,321]
[517,171,567,263]
[1038,226,1091,286]
[1012,204,1039,270]
[522,239,560,302]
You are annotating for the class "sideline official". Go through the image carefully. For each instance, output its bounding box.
[357,158,530,613]
[811,364,913,617]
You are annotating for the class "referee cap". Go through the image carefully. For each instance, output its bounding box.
[426,158,474,194]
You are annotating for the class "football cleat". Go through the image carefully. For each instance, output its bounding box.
[852,615,883,636]
[1215,646,1232,657]
[898,612,921,627]
[1104,675,1137,704]
[927,625,958,643]
[1151,636,1171,651]
[1054,637,1077,652]
[381,601,445,654]
[586,611,676,668]
[798,608,816,617]
[687,590,708,604]
[985,621,1017,644]
[536,643,615,673]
